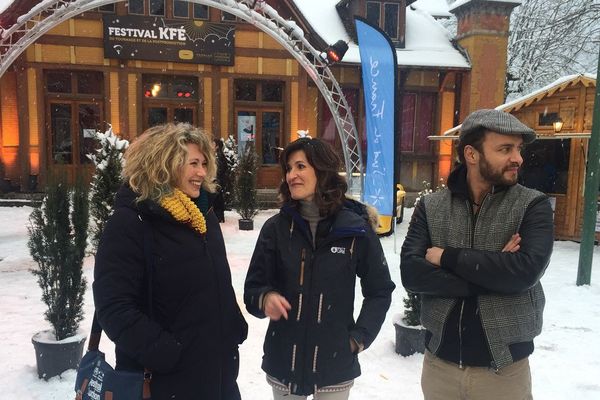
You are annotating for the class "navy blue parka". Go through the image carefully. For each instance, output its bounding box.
[244,199,395,396]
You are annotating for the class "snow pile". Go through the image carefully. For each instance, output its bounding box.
[0,206,599,398]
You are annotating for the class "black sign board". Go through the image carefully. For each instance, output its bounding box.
[103,15,235,66]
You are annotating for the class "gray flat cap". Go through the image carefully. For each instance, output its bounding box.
[460,109,536,144]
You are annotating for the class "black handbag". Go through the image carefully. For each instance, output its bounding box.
[75,216,154,400]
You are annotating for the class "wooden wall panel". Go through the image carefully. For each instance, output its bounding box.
[109,72,120,134]
[236,31,260,48]
[47,21,70,36]
[128,73,138,138]
[340,67,361,85]
[73,19,103,37]
[1,73,19,147]
[261,33,282,50]
[0,72,19,180]
[41,45,71,63]
[566,139,585,237]
[203,77,212,133]
[26,69,39,175]
[140,61,170,70]
[235,56,258,74]
[74,46,104,65]
[175,63,199,72]
[552,194,567,238]
[262,58,287,76]
[305,86,319,142]
[220,78,229,137]
[290,81,299,140]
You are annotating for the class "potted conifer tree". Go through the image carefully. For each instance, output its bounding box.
[221,135,239,211]
[394,293,426,356]
[87,127,129,253]
[234,141,259,230]
[27,175,89,379]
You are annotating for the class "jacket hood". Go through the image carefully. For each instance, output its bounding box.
[113,184,164,218]
[343,197,379,232]
[280,197,375,241]
[113,184,217,222]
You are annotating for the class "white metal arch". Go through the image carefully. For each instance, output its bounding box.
[0,0,363,193]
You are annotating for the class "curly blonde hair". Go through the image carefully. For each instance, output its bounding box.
[123,123,217,202]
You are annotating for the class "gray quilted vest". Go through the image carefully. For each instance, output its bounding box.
[421,184,546,369]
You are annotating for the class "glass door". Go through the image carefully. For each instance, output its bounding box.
[261,111,281,165]
[48,101,102,184]
[148,107,168,127]
[236,111,257,155]
[78,103,101,164]
[235,109,282,165]
[145,106,196,128]
[174,107,194,124]
[50,103,73,164]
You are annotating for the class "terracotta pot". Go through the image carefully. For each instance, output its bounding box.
[32,330,86,380]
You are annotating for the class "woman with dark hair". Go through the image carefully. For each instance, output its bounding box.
[93,123,247,399]
[244,137,395,399]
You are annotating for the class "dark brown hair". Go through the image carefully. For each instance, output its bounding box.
[457,127,487,164]
[278,138,348,215]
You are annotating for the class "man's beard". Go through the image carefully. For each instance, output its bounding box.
[479,155,520,186]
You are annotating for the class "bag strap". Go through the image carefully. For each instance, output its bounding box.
[88,214,155,351]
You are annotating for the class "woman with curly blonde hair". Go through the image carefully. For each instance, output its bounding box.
[93,123,248,400]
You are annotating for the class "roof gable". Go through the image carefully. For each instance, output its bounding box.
[499,74,597,113]
[441,74,597,136]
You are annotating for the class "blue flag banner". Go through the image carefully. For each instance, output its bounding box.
[355,18,397,219]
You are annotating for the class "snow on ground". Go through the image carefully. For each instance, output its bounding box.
[0,206,599,399]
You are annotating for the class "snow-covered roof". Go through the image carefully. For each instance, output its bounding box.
[293,0,470,69]
[449,0,522,13]
[499,73,597,113]
[439,73,597,137]
[412,0,451,18]
[0,0,12,14]
[0,0,470,69]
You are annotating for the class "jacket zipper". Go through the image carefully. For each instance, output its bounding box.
[299,249,306,286]
[462,194,487,369]
[294,218,362,393]
[458,300,465,369]
[297,249,305,321]
[299,249,314,393]
[460,198,476,369]
[466,193,499,371]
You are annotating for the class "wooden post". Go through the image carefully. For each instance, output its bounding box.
[577,46,600,286]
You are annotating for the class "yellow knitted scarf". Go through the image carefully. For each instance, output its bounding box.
[159,188,207,234]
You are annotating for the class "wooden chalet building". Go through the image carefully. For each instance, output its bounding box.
[436,74,598,241]
[0,0,520,193]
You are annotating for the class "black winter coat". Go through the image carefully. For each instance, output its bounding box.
[244,200,395,396]
[93,185,248,400]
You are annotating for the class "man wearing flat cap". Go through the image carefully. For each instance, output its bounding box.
[401,109,554,399]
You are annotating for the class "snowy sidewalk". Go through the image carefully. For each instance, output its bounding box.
[0,207,599,399]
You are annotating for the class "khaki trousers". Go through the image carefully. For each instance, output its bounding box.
[421,351,533,400]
